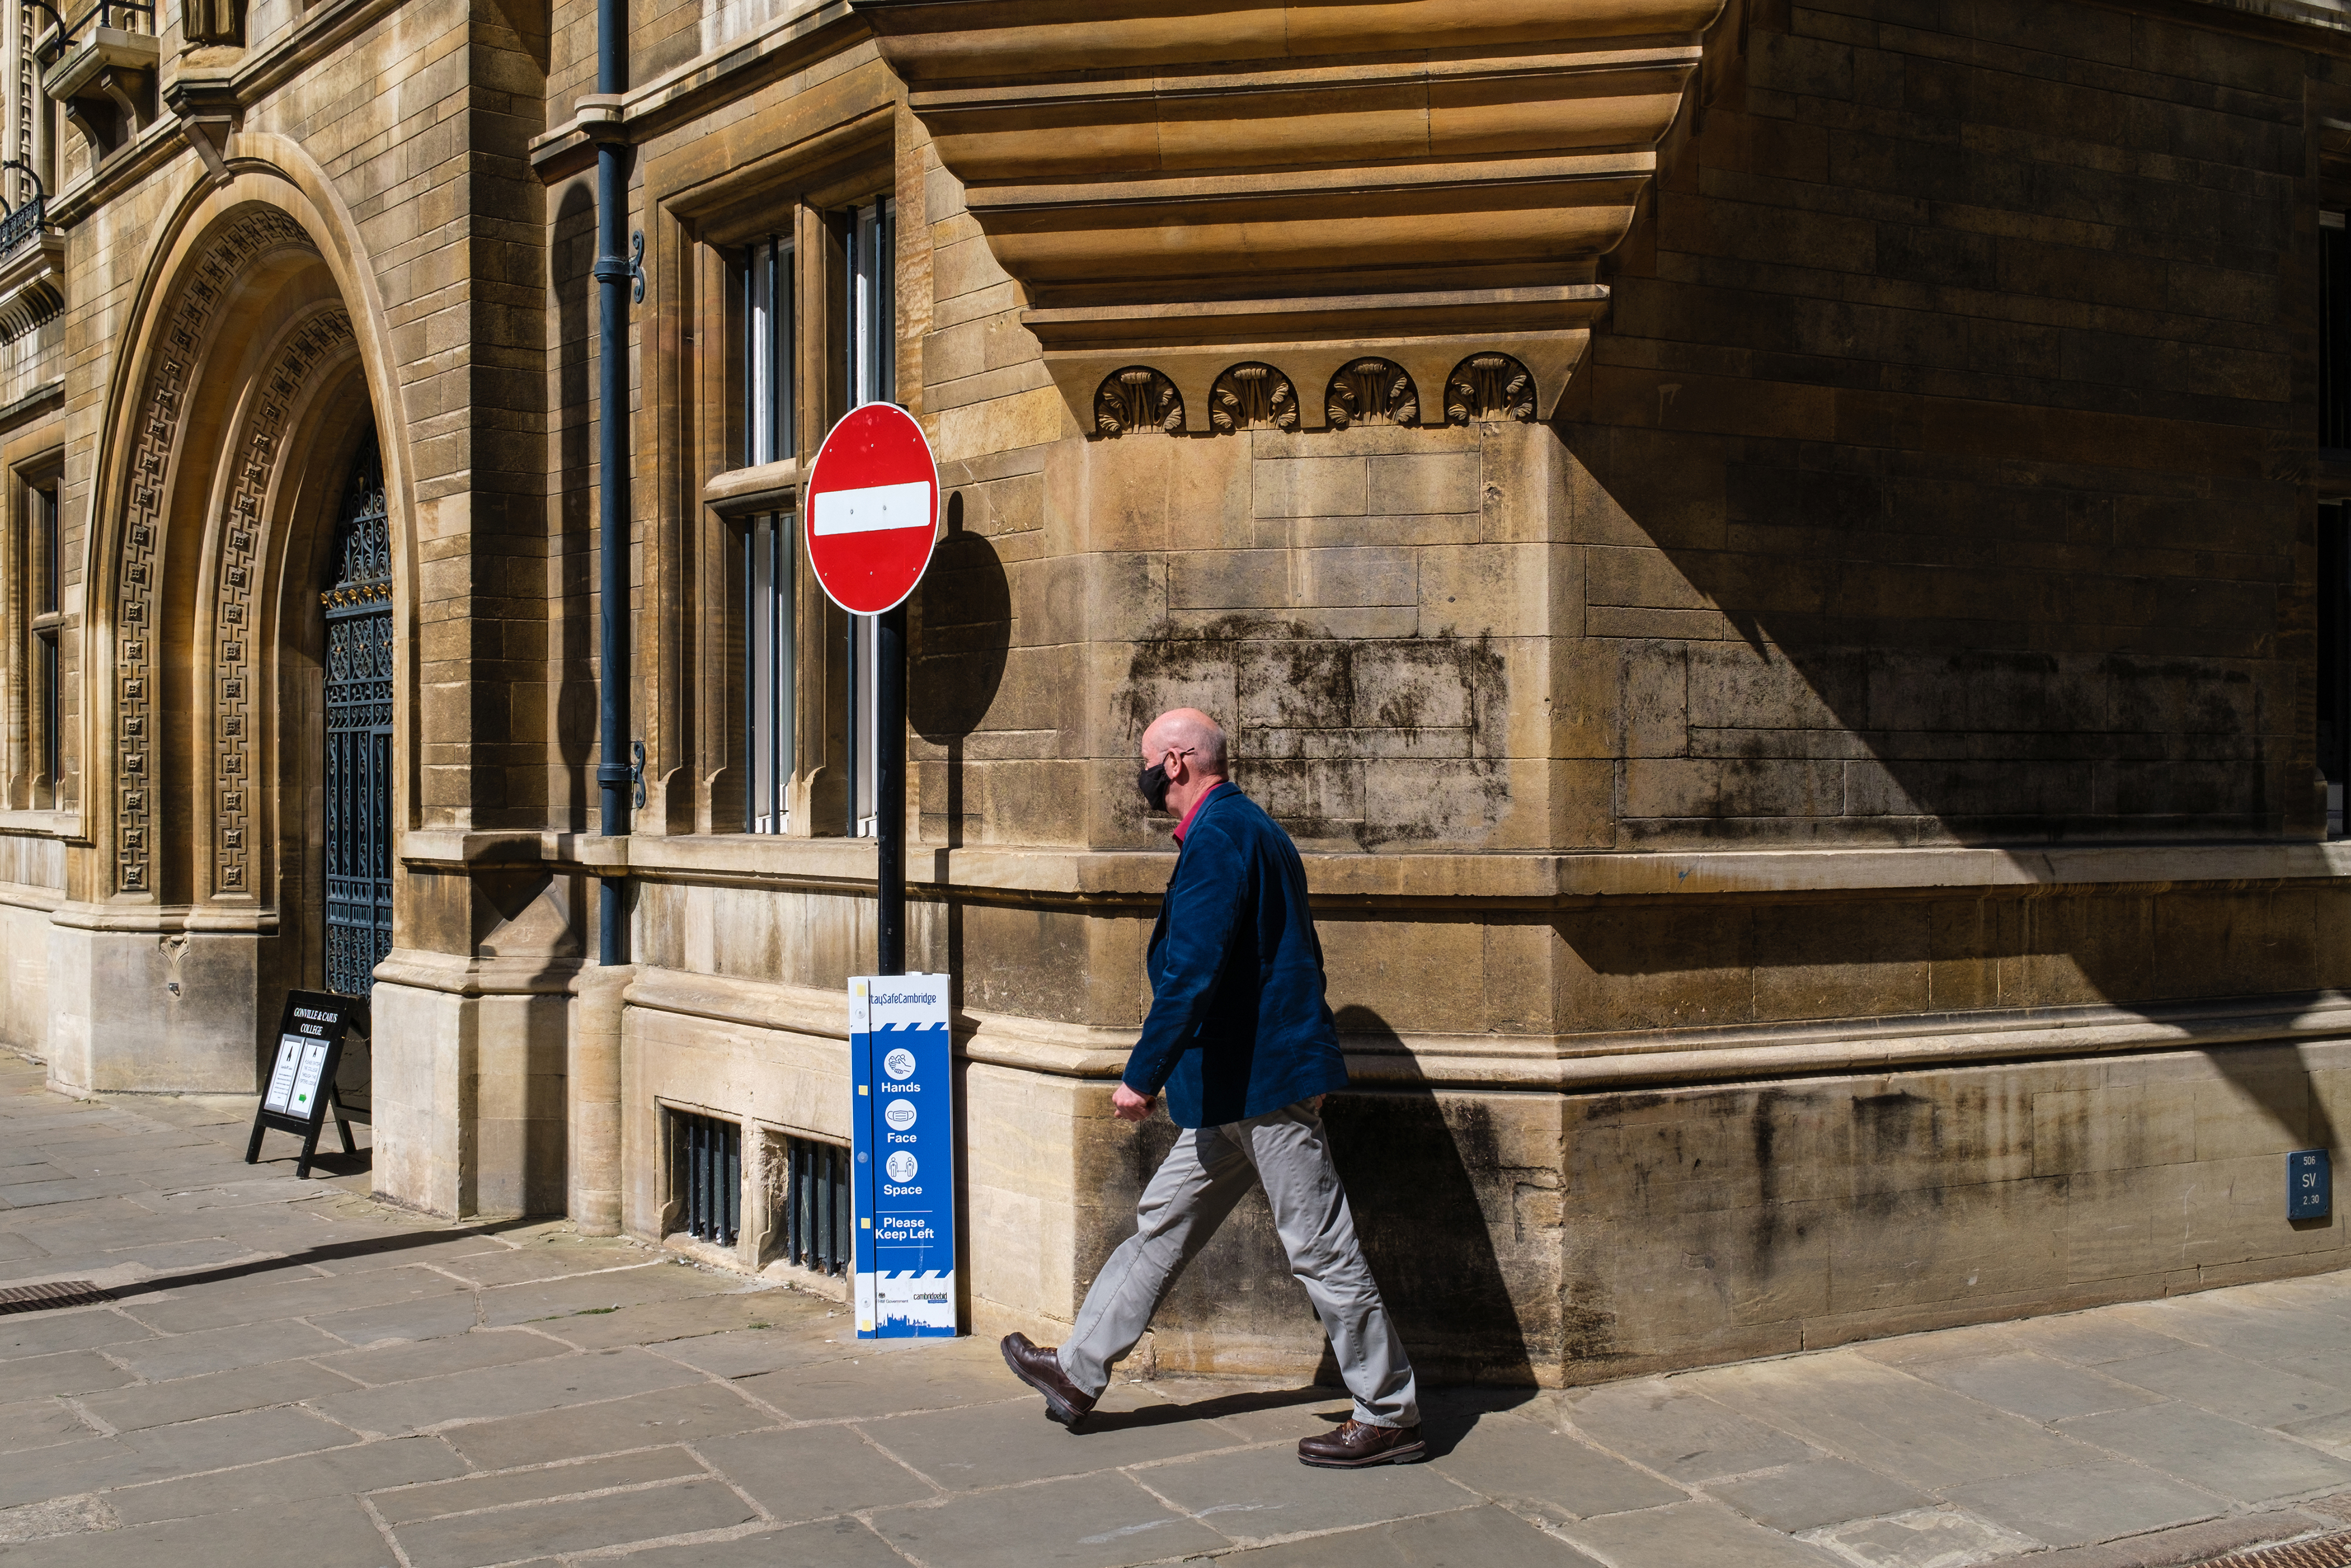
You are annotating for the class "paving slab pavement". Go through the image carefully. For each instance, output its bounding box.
[8,1050,2351,1566]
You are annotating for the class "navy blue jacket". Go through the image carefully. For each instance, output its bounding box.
[1122,783,1349,1128]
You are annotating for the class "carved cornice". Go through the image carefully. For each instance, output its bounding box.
[1326,357,1417,431]
[856,0,1728,431]
[0,234,66,344]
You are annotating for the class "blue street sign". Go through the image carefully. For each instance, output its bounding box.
[2290,1148,2331,1221]
[851,973,957,1338]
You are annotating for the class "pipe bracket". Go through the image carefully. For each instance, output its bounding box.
[596,739,645,811]
[592,231,646,303]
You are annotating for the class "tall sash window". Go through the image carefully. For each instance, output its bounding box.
[727,193,895,838]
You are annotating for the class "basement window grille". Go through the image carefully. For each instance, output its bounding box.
[0,1279,111,1314]
[671,1109,741,1247]
[2198,1529,2351,1567]
[783,1134,853,1276]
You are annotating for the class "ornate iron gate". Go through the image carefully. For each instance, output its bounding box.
[323,438,392,996]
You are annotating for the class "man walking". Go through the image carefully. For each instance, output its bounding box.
[1000,708,1423,1468]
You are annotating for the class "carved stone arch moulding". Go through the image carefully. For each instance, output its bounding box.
[1094,366,1183,437]
[1209,363,1298,434]
[1326,359,1417,430]
[212,307,354,898]
[1446,353,1537,425]
[114,206,309,897]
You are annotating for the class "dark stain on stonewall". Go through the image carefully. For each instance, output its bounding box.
[1117,614,1510,850]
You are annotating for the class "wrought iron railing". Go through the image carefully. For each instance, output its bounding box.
[61,0,150,35]
[27,0,153,63]
[0,194,44,259]
[18,0,64,44]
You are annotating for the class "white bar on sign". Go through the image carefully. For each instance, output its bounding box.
[812,480,932,537]
[289,1041,329,1117]
[263,1037,302,1114]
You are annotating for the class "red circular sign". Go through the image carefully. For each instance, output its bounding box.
[804,403,940,616]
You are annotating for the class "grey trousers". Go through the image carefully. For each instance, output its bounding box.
[1059,1100,1419,1428]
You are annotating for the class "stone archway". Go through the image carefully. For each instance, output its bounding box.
[53,199,397,1096]
[111,206,310,904]
[199,304,380,1016]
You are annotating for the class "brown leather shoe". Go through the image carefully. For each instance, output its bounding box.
[999,1332,1097,1428]
[1298,1419,1427,1468]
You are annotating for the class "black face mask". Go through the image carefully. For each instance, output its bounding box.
[1137,762,1172,813]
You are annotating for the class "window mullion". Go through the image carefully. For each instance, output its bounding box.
[846,600,860,837]
[736,231,800,836]
[768,518,783,832]
[840,196,894,839]
[878,196,894,407]
[39,484,54,615]
[40,631,55,804]
[741,518,754,834]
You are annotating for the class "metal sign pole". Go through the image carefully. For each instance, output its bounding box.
[877,601,906,977]
[800,399,931,982]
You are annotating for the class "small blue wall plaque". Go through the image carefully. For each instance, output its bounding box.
[2290,1149,2331,1221]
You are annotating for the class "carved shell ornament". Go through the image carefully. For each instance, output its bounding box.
[1210,362,1298,433]
[1095,366,1184,436]
[1446,352,1537,424]
[1325,358,1417,429]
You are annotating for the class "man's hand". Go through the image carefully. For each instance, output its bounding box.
[1112,1084,1156,1123]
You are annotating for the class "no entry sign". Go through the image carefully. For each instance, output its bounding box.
[805,402,939,615]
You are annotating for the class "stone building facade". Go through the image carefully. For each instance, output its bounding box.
[9,0,2351,1386]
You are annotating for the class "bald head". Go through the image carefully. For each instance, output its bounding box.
[1142,708,1228,776]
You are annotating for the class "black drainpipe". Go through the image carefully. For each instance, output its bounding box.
[589,0,632,965]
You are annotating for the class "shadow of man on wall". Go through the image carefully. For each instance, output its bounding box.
[909,493,1011,1330]
[1321,1003,1539,1449]
[1319,1004,1535,1386]
[1118,1002,1539,1450]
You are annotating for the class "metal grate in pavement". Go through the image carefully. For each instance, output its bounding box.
[2201,1532,2351,1568]
[0,1280,112,1315]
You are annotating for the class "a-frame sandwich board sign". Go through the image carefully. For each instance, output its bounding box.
[244,990,363,1179]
